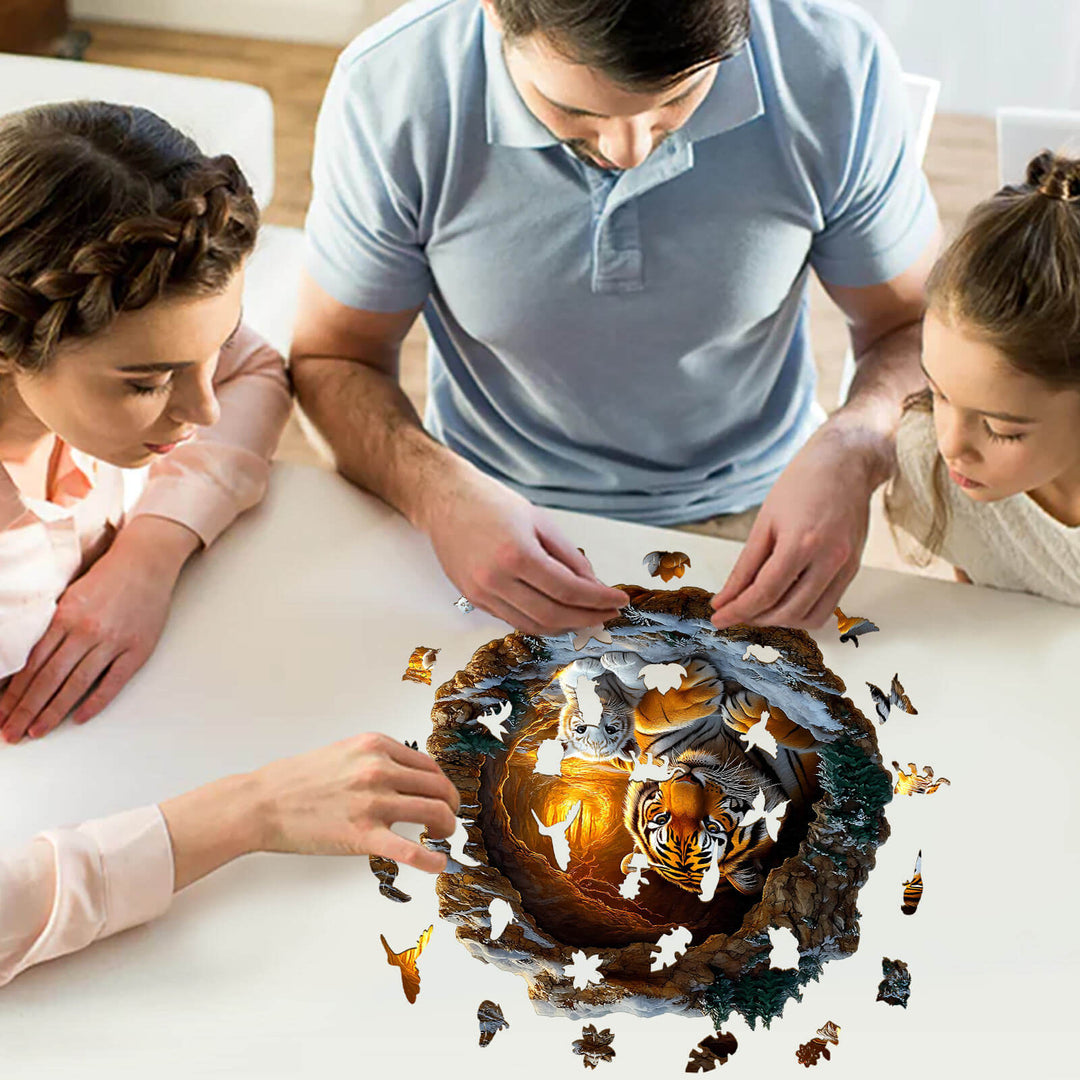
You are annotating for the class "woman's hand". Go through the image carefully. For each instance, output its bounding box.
[0,516,199,743]
[161,734,462,889]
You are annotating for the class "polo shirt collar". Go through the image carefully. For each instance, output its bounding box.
[484,15,764,152]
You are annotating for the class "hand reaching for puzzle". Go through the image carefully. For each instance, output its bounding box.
[414,461,627,636]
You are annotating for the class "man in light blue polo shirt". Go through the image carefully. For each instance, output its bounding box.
[292,0,941,634]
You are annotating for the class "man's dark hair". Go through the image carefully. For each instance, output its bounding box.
[491,0,751,89]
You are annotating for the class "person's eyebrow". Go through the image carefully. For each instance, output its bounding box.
[919,361,1038,423]
[117,311,244,373]
[542,71,709,119]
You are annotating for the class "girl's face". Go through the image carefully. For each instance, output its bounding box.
[922,311,1080,505]
[6,272,243,469]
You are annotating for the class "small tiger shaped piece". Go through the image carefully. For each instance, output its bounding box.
[892,762,950,796]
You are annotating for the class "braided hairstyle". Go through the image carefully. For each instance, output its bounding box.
[885,150,1080,559]
[0,101,258,375]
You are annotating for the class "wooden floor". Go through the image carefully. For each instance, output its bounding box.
[72,19,999,576]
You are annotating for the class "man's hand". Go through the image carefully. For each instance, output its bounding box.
[0,516,199,743]
[416,459,628,636]
[709,417,892,629]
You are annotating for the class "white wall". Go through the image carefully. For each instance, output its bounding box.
[73,0,1080,116]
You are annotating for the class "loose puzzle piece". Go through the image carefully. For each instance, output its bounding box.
[447,818,482,868]
[369,855,411,903]
[686,1032,739,1072]
[740,789,790,842]
[628,752,674,783]
[402,646,440,685]
[567,950,605,991]
[796,1021,840,1068]
[618,852,652,899]
[488,898,514,941]
[901,851,923,915]
[403,739,419,750]
[531,801,581,871]
[867,673,918,724]
[534,738,566,776]
[876,957,911,1007]
[766,925,801,970]
[833,607,879,647]
[477,1000,509,1047]
[380,925,433,1004]
[742,644,780,663]
[570,624,614,651]
[572,1024,616,1069]
[650,925,692,971]
[476,699,512,742]
[639,663,688,694]
[737,710,779,758]
[643,550,691,583]
[892,762,950,796]
[454,595,475,614]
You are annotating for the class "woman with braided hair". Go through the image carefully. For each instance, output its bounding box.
[0,101,292,738]
[0,103,461,989]
[885,151,1080,602]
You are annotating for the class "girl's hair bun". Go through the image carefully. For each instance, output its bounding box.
[1026,150,1080,203]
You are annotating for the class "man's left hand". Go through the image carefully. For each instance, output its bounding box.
[709,418,893,630]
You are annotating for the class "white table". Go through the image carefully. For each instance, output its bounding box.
[0,463,1076,1078]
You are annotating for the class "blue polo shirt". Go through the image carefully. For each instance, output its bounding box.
[304,0,939,524]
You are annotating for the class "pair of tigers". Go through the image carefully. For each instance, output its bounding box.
[551,653,819,898]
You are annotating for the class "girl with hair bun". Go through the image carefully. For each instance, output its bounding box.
[0,101,292,739]
[886,151,1080,603]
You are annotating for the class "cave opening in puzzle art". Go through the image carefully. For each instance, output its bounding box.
[427,586,892,1025]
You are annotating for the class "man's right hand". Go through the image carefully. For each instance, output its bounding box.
[414,460,628,636]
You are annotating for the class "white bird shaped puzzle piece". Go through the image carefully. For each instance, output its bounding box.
[766,925,801,970]
[477,699,512,742]
[569,624,613,651]
[446,818,481,867]
[628,753,674,782]
[650,925,693,971]
[534,738,565,776]
[531,801,581,871]
[488,898,514,941]
[740,789,789,842]
[618,852,652,899]
[698,844,721,904]
[639,663,687,695]
[737,709,779,758]
[566,950,604,990]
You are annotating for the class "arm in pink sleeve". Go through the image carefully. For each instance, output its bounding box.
[0,806,174,988]
[130,324,293,547]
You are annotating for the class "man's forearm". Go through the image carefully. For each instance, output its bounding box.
[292,357,461,530]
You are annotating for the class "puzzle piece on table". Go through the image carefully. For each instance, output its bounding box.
[534,738,566,776]
[867,673,918,724]
[403,739,419,751]
[833,607,879,647]
[476,699,512,742]
[686,1032,739,1072]
[740,788,789,842]
[628,753,674,783]
[570,624,613,651]
[453,595,474,614]
[379,925,433,1004]
[876,957,911,1007]
[639,663,688,694]
[572,1025,615,1069]
[892,762,950,796]
[901,851,924,915]
[369,855,411,904]
[766,925,801,970]
[531,801,581,871]
[796,1021,840,1067]
[650,925,692,971]
[742,644,780,664]
[643,551,691,582]
[618,853,652,899]
[446,819,481,868]
[477,1000,509,1047]
[402,646,440,684]
[737,710,778,758]
[566,950,605,991]
[488,898,514,941]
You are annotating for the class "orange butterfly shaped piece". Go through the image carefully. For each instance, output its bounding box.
[402,646,440,685]
[833,607,879,647]
[643,550,691,583]
[380,924,434,1004]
